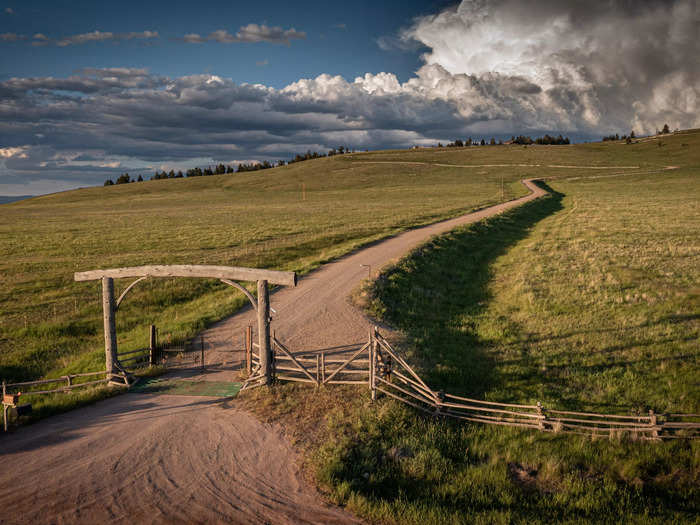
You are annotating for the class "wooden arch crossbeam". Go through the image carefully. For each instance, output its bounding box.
[75,264,296,385]
[75,264,296,286]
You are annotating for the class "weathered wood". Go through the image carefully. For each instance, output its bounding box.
[257,280,272,384]
[547,415,656,427]
[115,276,147,310]
[18,378,111,396]
[245,325,252,375]
[375,386,434,415]
[272,337,317,383]
[102,277,118,378]
[220,279,258,310]
[376,376,435,407]
[370,328,376,401]
[276,375,317,384]
[75,264,297,287]
[546,408,652,421]
[316,354,321,386]
[439,400,543,419]
[322,342,370,384]
[149,324,156,366]
[393,371,440,402]
[445,392,540,410]
[118,348,149,357]
[375,333,434,395]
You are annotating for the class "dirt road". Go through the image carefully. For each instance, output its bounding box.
[202,178,546,355]
[0,178,546,525]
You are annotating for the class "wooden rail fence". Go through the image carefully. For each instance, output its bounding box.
[262,327,700,441]
[2,370,130,430]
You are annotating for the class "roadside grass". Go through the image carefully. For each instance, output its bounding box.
[243,166,699,523]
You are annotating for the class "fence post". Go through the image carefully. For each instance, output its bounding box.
[245,325,252,375]
[536,402,546,431]
[316,354,321,386]
[101,277,118,381]
[2,380,6,432]
[257,280,272,384]
[200,335,205,372]
[149,325,157,366]
[321,352,326,383]
[369,327,377,401]
[649,409,660,440]
[66,375,72,390]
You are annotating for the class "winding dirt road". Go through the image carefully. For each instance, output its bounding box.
[0,178,547,525]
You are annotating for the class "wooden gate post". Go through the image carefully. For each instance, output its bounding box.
[149,324,157,366]
[257,280,272,384]
[101,277,118,380]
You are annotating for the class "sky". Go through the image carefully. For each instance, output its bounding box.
[0,0,698,196]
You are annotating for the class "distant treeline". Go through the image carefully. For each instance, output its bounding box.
[602,124,675,143]
[104,146,354,186]
[433,134,570,148]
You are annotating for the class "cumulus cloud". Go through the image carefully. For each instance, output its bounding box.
[182,24,306,45]
[399,0,700,135]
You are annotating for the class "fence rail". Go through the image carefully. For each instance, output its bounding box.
[268,327,699,441]
[2,370,128,400]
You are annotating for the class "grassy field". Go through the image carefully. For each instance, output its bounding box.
[3,134,680,383]
[1,129,698,520]
[243,131,699,523]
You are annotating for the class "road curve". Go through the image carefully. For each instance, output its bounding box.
[0,178,546,525]
[202,178,547,354]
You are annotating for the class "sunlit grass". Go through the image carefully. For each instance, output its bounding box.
[242,132,700,523]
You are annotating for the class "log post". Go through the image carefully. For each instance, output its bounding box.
[536,402,545,431]
[369,327,377,401]
[321,352,326,383]
[2,381,6,432]
[66,375,72,390]
[245,325,252,375]
[149,324,157,366]
[316,354,321,386]
[649,409,659,440]
[101,277,118,380]
[200,335,205,371]
[257,280,272,384]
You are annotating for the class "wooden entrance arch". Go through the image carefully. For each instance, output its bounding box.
[74,265,297,385]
